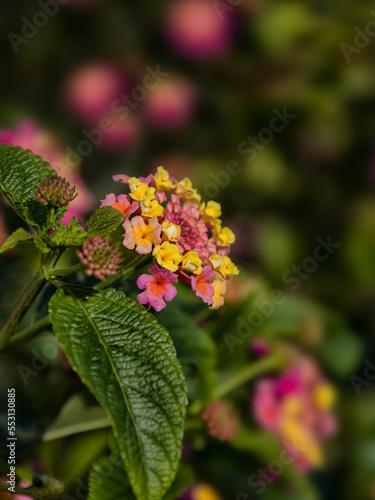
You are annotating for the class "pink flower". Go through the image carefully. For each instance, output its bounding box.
[122,216,161,254]
[165,196,213,259]
[164,0,234,61]
[143,78,197,129]
[99,112,142,150]
[100,193,139,217]
[191,265,215,304]
[64,63,127,121]
[252,353,337,472]
[137,265,178,311]
[0,119,94,223]
[253,379,283,431]
[251,338,270,357]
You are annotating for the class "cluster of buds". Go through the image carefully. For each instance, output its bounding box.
[202,400,239,442]
[36,175,77,207]
[78,237,120,280]
[101,166,239,311]
[252,351,337,472]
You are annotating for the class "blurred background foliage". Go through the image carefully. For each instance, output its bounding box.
[1,0,375,499]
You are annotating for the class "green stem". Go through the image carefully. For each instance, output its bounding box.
[48,263,84,278]
[0,482,33,496]
[213,352,283,399]
[0,316,52,355]
[48,207,55,226]
[94,254,151,291]
[0,254,151,354]
[0,267,47,352]
[0,250,62,353]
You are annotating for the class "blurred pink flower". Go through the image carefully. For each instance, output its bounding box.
[14,479,32,500]
[0,119,94,223]
[98,112,142,150]
[64,63,127,121]
[251,338,270,357]
[252,353,337,472]
[164,0,234,60]
[203,400,239,441]
[143,78,197,129]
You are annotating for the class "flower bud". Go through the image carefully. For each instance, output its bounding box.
[78,237,120,279]
[36,176,77,207]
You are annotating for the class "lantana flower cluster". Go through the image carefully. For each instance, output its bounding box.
[253,353,337,472]
[203,400,239,441]
[101,166,239,311]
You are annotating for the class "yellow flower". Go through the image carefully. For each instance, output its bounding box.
[182,251,202,274]
[162,221,181,242]
[192,484,221,500]
[217,226,235,246]
[281,419,323,467]
[313,384,336,410]
[128,177,155,202]
[201,200,222,219]
[176,177,202,203]
[140,198,164,218]
[209,252,223,270]
[217,256,239,278]
[153,241,182,271]
[154,166,174,190]
[210,279,227,310]
[123,216,161,254]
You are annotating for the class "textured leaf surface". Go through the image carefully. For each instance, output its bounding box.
[49,288,187,500]
[87,206,124,238]
[0,227,34,253]
[88,455,194,500]
[0,144,66,227]
[88,454,136,500]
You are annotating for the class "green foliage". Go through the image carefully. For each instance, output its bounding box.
[0,144,66,228]
[43,393,111,441]
[49,288,187,500]
[87,206,124,239]
[0,227,34,253]
[88,454,136,500]
[156,303,216,405]
[40,429,109,487]
[88,456,194,500]
[41,217,88,248]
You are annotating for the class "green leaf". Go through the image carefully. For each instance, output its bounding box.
[88,454,136,500]
[156,304,216,405]
[43,393,111,441]
[49,288,187,500]
[0,227,34,253]
[40,429,109,487]
[88,455,194,500]
[0,144,66,228]
[163,464,194,500]
[87,206,124,238]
